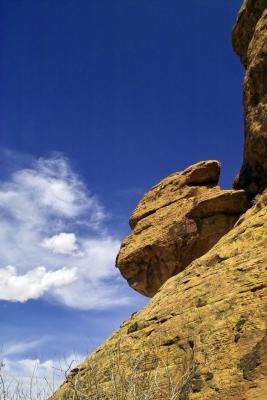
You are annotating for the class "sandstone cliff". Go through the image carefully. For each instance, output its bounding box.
[52,189,267,400]
[232,0,267,194]
[52,1,267,399]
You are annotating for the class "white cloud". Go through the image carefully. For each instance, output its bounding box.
[0,265,77,302]
[41,232,79,255]
[0,153,130,309]
[1,353,84,399]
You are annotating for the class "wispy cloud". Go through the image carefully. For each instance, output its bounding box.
[2,338,47,358]
[0,152,130,309]
[2,353,84,398]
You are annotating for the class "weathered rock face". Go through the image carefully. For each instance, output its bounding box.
[232,0,267,194]
[52,191,267,400]
[51,3,267,400]
[116,160,249,297]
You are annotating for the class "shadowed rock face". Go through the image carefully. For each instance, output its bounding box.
[116,161,249,297]
[232,0,267,194]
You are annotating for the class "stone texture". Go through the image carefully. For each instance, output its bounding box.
[232,0,267,194]
[52,190,267,400]
[116,160,249,297]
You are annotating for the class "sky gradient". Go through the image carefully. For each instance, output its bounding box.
[0,0,244,392]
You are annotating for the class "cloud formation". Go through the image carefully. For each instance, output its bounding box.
[0,154,128,309]
[2,338,47,358]
[0,337,84,396]
[2,353,83,398]
[0,265,77,302]
[41,233,79,255]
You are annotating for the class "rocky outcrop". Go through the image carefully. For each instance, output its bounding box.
[51,2,267,399]
[116,160,249,297]
[52,190,267,400]
[232,0,267,194]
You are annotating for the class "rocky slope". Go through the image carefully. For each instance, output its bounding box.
[52,190,267,400]
[117,160,248,297]
[52,1,267,399]
[232,0,267,194]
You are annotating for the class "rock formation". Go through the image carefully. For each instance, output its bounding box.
[116,160,249,297]
[52,190,267,400]
[232,0,267,195]
[52,1,267,399]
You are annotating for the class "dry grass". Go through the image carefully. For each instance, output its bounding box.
[0,359,58,400]
[49,339,199,400]
[0,339,199,400]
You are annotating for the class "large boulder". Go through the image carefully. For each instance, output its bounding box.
[116,160,249,297]
[232,0,267,194]
[52,191,267,400]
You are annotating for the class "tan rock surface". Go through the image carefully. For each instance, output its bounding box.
[52,190,267,400]
[116,160,249,297]
[232,0,267,194]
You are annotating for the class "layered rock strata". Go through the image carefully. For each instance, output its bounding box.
[116,160,249,297]
[233,0,267,194]
[52,190,267,400]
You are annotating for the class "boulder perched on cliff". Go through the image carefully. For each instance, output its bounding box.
[52,190,267,400]
[116,160,249,297]
[232,0,267,194]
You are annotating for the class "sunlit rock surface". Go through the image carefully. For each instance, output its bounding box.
[52,190,267,400]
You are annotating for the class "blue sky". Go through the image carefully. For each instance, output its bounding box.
[0,0,243,390]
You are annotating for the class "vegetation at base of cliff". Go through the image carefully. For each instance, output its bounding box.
[0,339,203,400]
[0,361,52,400]
[49,338,207,400]
[0,348,197,400]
